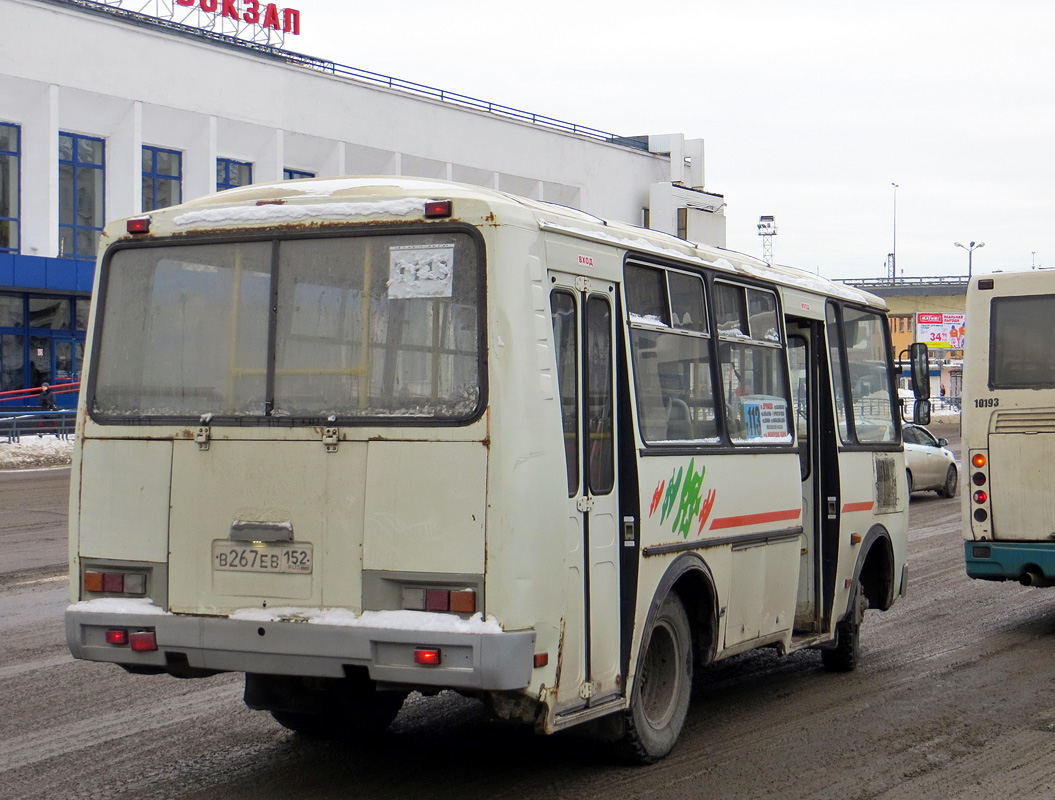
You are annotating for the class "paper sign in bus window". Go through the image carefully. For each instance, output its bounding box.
[740,395,790,440]
[388,244,454,299]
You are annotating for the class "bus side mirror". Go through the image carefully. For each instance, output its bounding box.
[914,399,931,426]
[910,342,930,401]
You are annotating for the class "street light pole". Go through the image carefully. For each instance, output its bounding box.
[954,240,985,278]
[891,183,898,281]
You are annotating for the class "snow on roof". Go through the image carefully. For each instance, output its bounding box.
[173,199,429,229]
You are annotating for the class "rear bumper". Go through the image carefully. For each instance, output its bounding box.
[964,540,1055,582]
[65,609,536,691]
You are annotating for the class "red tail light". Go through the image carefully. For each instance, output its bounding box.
[129,631,158,652]
[414,647,441,666]
[105,629,129,646]
[424,200,452,218]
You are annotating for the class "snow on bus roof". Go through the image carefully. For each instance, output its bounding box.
[173,199,429,229]
[156,176,880,308]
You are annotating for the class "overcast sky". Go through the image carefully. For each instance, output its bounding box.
[285,1,1052,280]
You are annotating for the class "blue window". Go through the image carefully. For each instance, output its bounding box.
[143,146,182,212]
[283,168,315,181]
[59,132,105,258]
[0,123,20,253]
[217,158,252,192]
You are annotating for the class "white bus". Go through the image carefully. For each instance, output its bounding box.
[963,270,1055,586]
[66,178,923,762]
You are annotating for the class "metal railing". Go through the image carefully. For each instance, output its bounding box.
[1,409,76,443]
[48,0,650,151]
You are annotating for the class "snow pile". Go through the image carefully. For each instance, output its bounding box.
[0,436,74,469]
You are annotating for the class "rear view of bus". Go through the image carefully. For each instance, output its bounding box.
[66,177,917,763]
[963,271,1055,585]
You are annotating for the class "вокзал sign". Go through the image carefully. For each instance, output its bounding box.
[175,0,299,35]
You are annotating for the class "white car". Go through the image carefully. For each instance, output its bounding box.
[903,423,958,498]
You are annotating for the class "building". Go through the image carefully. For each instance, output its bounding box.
[1,0,726,404]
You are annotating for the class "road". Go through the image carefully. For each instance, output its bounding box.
[4,444,1055,799]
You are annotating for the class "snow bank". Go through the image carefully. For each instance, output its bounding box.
[0,436,74,470]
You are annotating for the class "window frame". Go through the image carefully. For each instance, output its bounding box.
[826,300,902,449]
[86,223,488,428]
[59,131,105,259]
[283,168,315,181]
[142,145,183,212]
[0,122,20,253]
[217,157,253,192]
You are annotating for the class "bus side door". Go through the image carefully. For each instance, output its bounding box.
[549,273,622,712]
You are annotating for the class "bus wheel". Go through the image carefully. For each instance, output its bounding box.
[822,582,864,673]
[619,592,693,764]
[937,465,958,498]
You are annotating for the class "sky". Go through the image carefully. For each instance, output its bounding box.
[278,0,1052,281]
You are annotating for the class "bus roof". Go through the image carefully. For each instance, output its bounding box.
[111,176,885,310]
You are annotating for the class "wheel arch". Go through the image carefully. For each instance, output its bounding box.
[644,553,719,672]
[848,524,896,616]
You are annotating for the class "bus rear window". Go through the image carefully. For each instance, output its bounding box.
[91,231,483,423]
[990,294,1055,388]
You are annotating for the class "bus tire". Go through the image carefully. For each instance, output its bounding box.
[618,592,693,764]
[822,582,863,673]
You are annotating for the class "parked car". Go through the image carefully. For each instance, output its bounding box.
[903,423,958,498]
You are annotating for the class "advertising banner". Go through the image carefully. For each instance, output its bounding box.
[916,312,965,349]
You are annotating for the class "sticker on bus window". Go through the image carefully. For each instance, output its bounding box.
[388,244,454,299]
[740,395,790,440]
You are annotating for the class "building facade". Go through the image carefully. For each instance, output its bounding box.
[0,0,726,403]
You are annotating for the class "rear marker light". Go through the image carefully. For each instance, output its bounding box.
[449,590,476,614]
[402,588,426,611]
[425,589,450,612]
[972,453,987,469]
[414,647,441,666]
[974,490,988,504]
[402,587,476,614]
[105,629,129,646]
[102,573,125,593]
[424,200,452,218]
[127,217,151,234]
[534,653,549,668]
[129,631,158,652]
[84,572,104,593]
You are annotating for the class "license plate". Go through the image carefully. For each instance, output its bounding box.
[212,541,313,574]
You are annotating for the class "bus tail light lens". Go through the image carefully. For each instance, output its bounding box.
[401,587,476,614]
[127,217,151,234]
[83,570,147,596]
[105,629,129,646]
[424,200,452,218]
[972,453,987,469]
[129,631,158,652]
[414,647,441,666]
[973,490,988,504]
